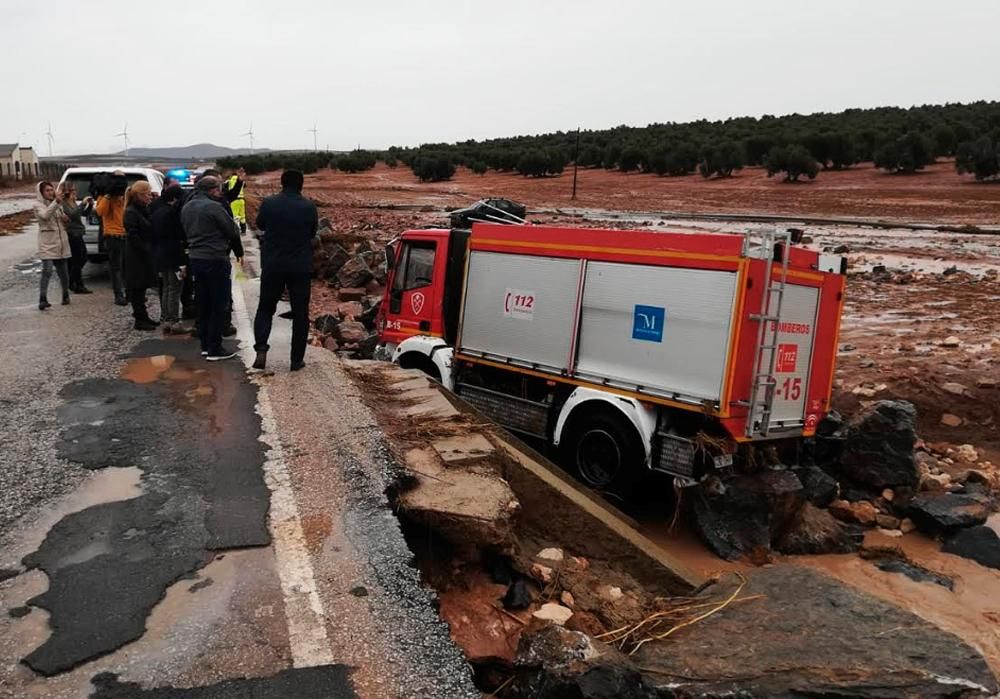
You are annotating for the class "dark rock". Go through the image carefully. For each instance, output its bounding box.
[336,257,374,289]
[319,244,350,281]
[775,503,862,555]
[338,287,366,302]
[832,244,850,254]
[503,578,533,610]
[633,565,997,697]
[9,605,31,618]
[816,409,844,437]
[313,314,339,335]
[349,585,369,597]
[839,400,919,488]
[0,568,20,583]
[355,333,379,359]
[688,471,803,560]
[796,465,839,507]
[508,625,657,699]
[943,526,1000,570]
[943,265,959,276]
[907,492,991,535]
[360,298,381,330]
[874,558,954,590]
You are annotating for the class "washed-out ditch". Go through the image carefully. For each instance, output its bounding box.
[344,361,1000,697]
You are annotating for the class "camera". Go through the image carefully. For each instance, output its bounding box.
[89,172,128,198]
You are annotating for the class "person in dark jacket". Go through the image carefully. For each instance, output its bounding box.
[252,169,318,372]
[150,185,187,333]
[58,182,94,294]
[123,181,159,330]
[181,176,243,360]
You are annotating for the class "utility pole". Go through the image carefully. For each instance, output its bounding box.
[571,127,581,200]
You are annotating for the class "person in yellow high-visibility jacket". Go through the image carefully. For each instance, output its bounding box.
[223,167,247,233]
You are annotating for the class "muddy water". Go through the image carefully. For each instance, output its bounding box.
[121,354,176,383]
[0,466,143,570]
[796,531,1000,677]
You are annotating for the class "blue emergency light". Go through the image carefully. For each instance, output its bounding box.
[168,168,190,181]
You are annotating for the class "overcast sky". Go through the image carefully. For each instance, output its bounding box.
[5,0,998,155]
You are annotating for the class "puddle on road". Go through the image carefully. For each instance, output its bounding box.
[0,467,143,571]
[121,355,176,384]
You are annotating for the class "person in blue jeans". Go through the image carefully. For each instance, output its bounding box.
[180,176,243,360]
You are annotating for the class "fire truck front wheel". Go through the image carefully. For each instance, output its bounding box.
[562,410,644,498]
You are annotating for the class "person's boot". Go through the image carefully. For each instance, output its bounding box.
[114,293,128,306]
[77,286,93,294]
[62,290,71,305]
[134,317,158,331]
[290,359,306,372]
[251,351,267,371]
[39,295,51,311]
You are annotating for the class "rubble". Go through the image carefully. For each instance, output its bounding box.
[532,603,573,626]
[828,498,878,526]
[775,503,862,555]
[940,413,964,427]
[838,400,919,489]
[906,490,991,535]
[796,465,839,507]
[508,626,657,699]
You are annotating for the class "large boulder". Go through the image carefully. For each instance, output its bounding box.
[688,471,804,560]
[839,400,919,489]
[775,503,863,555]
[633,565,998,697]
[907,491,991,536]
[943,526,1000,570]
[507,625,657,699]
[336,256,374,288]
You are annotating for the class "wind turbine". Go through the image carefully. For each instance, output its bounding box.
[115,122,130,157]
[45,122,55,157]
[307,122,319,152]
[242,124,255,154]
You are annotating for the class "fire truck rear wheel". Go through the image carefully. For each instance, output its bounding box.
[563,410,644,498]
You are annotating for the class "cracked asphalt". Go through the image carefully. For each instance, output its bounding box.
[0,223,476,698]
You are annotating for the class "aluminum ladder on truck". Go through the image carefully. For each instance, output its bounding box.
[742,228,792,438]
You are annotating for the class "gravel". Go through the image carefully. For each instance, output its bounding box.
[0,224,136,539]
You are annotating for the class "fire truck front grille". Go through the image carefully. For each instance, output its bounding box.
[457,384,549,438]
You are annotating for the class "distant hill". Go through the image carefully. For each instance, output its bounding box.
[114,143,270,159]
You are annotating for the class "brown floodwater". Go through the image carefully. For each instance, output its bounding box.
[120,355,176,384]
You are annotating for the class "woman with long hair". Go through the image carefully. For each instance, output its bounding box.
[33,180,71,310]
[58,182,94,294]
[123,181,159,330]
[150,184,187,333]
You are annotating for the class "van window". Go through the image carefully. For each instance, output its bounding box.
[63,172,149,200]
[392,241,436,292]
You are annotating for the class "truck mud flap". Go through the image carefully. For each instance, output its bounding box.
[456,383,549,439]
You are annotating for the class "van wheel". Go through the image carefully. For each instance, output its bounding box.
[563,410,644,499]
[397,352,441,383]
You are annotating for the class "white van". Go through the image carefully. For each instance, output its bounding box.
[57,167,165,261]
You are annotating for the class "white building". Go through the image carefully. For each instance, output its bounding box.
[0,143,41,180]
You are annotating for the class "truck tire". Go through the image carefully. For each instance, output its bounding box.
[562,410,644,499]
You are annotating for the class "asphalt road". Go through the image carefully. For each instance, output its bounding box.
[0,223,476,698]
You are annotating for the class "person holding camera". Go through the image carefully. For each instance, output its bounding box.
[59,182,94,294]
[123,181,160,330]
[93,171,129,305]
[34,181,72,310]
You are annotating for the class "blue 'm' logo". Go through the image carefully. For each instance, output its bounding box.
[632,305,665,343]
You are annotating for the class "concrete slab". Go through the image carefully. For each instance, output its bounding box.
[432,434,495,464]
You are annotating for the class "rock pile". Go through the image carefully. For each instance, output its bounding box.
[687,399,999,564]
[310,225,387,358]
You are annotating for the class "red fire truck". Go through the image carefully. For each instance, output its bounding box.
[376,218,846,494]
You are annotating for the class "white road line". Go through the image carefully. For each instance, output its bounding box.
[231,276,335,668]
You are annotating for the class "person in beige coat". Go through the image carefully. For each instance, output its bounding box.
[34,180,72,310]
